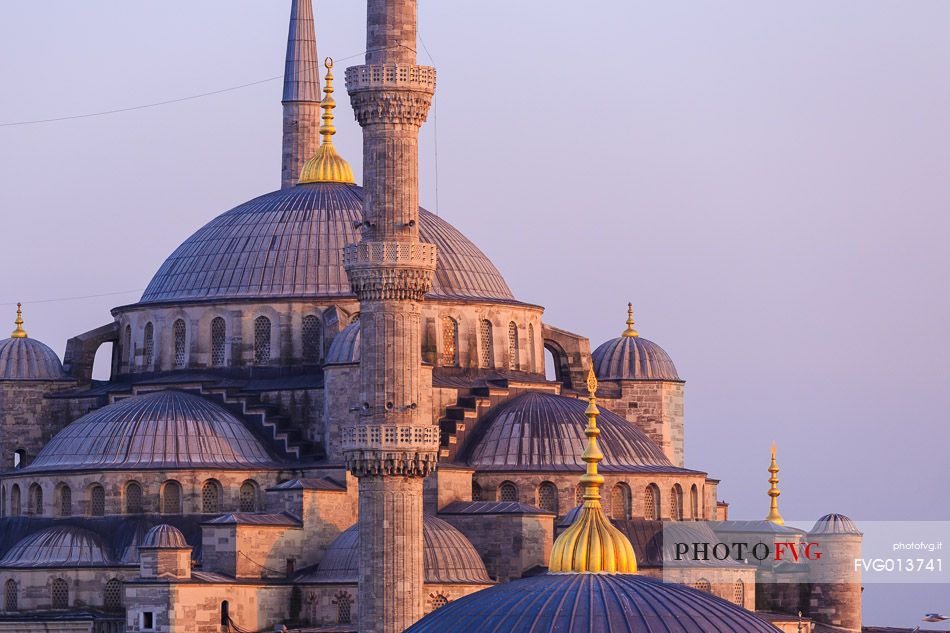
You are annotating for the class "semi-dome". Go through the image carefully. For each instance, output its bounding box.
[23,390,276,473]
[325,321,360,364]
[404,573,779,633]
[142,524,189,549]
[810,513,862,535]
[139,183,515,305]
[309,515,491,584]
[0,526,113,568]
[591,305,680,381]
[458,392,681,473]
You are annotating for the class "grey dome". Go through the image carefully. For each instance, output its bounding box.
[310,515,491,584]
[142,524,189,549]
[325,321,360,364]
[459,392,678,473]
[24,390,276,473]
[0,527,113,568]
[0,337,67,381]
[140,183,514,305]
[810,513,862,535]
[404,573,779,633]
[591,335,680,381]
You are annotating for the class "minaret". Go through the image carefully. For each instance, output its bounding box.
[281,0,321,189]
[766,442,784,525]
[342,2,438,632]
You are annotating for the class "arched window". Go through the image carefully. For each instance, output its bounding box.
[430,593,449,611]
[10,485,20,516]
[57,484,72,517]
[528,323,537,371]
[124,324,132,369]
[644,484,659,520]
[220,600,229,626]
[690,484,699,520]
[538,482,558,513]
[4,579,16,611]
[104,578,122,610]
[498,481,517,502]
[13,449,26,470]
[162,480,182,514]
[51,578,69,609]
[671,484,684,521]
[211,317,227,367]
[239,480,258,512]
[733,579,745,606]
[173,319,187,368]
[125,481,143,514]
[610,483,632,520]
[254,316,271,364]
[89,484,105,517]
[480,320,493,368]
[201,480,221,514]
[441,317,459,367]
[693,578,711,593]
[28,483,42,516]
[143,322,154,368]
[508,322,520,370]
[471,481,482,502]
[302,315,322,364]
[335,592,353,624]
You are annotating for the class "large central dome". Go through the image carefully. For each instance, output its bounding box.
[140,183,515,305]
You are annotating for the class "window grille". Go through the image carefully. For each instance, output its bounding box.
[143,323,154,368]
[90,485,105,517]
[173,319,186,368]
[211,318,226,367]
[51,578,68,609]
[471,482,481,502]
[431,594,449,610]
[239,481,257,512]
[302,315,322,364]
[441,317,459,366]
[498,481,517,502]
[611,483,631,520]
[538,482,558,513]
[336,593,352,624]
[125,482,143,514]
[644,485,659,520]
[694,579,711,593]
[104,579,122,610]
[59,485,72,517]
[254,316,271,364]
[162,481,181,514]
[202,481,220,514]
[733,579,745,605]
[508,322,519,370]
[4,579,16,611]
[480,320,493,368]
[28,484,42,516]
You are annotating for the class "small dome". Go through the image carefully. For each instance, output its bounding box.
[0,337,67,380]
[142,524,189,549]
[0,527,113,568]
[325,321,360,364]
[24,390,276,473]
[404,573,779,633]
[310,515,491,584]
[591,335,679,381]
[458,392,677,473]
[810,513,862,535]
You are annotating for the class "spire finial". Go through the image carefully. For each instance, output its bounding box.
[298,57,356,185]
[11,303,27,338]
[622,303,638,337]
[549,367,637,573]
[766,442,784,526]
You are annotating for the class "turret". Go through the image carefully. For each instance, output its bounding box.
[281,0,322,188]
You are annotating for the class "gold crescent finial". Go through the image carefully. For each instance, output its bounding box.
[622,303,638,337]
[297,56,355,184]
[766,441,784,526]
[11,303,27,339]
[549,366,637,574]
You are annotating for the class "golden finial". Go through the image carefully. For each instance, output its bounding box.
[549,367,637,573]
[11,303,27,339]
[298,57,356,185]
[766,442,784,526]
[622,303,638,338]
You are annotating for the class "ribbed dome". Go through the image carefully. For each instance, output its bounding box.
[404,573,779,633]
[810,513,862,535]
[142,524,190,549]
[139,183,514,305]
[0,527,113,568]
[23,390,276,473]
[309,515,491,584]
[0,337,67,380]
[592,335,680,381]
[459,392,678,473]
[325,321,360,364]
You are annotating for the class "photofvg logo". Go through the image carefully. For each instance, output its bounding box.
[660,521,950,585]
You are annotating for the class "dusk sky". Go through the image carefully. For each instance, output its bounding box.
[2,2,948,626]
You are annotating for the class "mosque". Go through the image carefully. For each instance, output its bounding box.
[0,2,870,632]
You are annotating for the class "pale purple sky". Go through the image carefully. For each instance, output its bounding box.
[2,2,949,626]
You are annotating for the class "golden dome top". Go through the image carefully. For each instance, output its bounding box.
[298,58,355,185]
[549,367,637,574]
[622,303,639,338]
[766,442,784,526]
[11,303,27,339]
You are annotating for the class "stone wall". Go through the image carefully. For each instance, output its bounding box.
[600,380,685,467]
[0,382,92,470]
[643,565,758,610]
[0,567,133,612]
[440,512,553,582]
[423,465,474,514]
